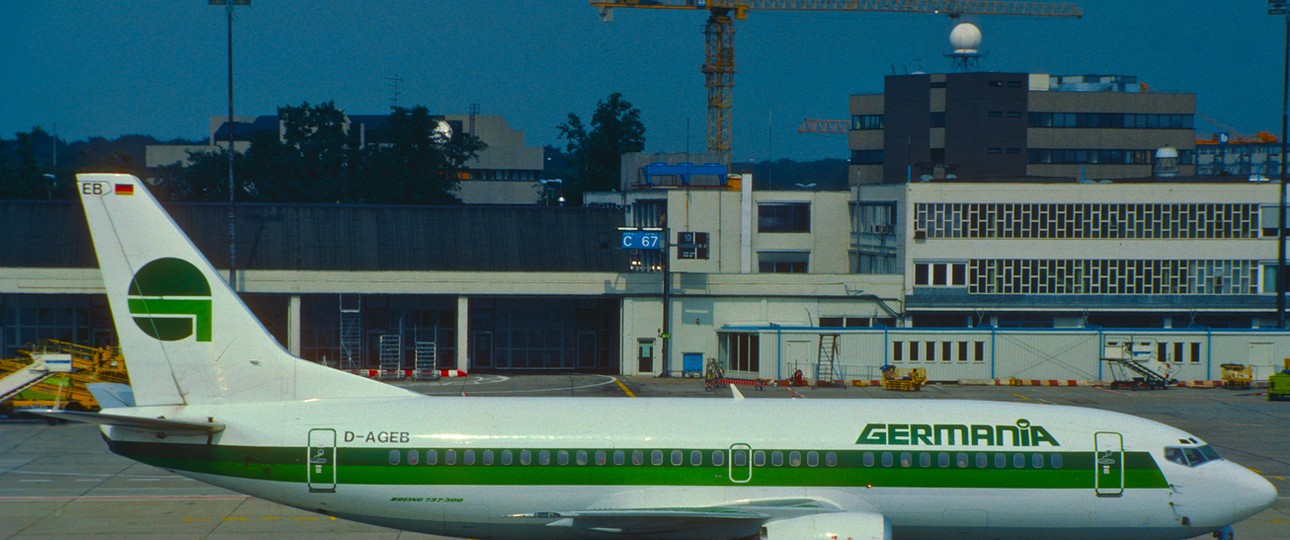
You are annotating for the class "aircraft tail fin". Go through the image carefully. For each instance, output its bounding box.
[77,174,414,407]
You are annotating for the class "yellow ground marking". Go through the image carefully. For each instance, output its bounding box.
[614,378,637,398]
[1011,393,1031,401]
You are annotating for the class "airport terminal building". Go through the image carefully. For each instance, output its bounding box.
[6,74,1290,382]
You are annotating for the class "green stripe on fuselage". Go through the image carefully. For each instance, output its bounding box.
[106,440,1168,490]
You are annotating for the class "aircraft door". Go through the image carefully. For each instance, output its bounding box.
[1094,432,1123,497]
[308,428,337,493]
[729,443,752,483]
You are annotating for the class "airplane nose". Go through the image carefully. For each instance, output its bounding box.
[1229,464,1278,517]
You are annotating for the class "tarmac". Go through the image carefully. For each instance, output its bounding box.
[1,374,1287,539]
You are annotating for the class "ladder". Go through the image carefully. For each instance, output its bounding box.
[338,294,362,370]
[815,334,843,387]
[413,326,440,380]
[378,334,403,379]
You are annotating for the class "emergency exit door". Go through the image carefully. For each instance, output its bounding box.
[1094,432,1123,497]
[308,428,337,493]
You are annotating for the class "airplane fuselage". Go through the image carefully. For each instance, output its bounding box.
[100,396,1271,540]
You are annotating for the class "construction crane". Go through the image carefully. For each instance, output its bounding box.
[591,0,1082,160]
[798,118,850,134]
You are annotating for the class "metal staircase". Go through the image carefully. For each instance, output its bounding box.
[338,294,362,370]
[378,334,403,379]
[815,334,844,387]
[413,326,440,380]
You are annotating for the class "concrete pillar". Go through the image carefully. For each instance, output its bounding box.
[287,294,302,356]
[457,296,470,371]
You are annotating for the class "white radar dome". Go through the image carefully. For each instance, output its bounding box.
[950,23,983,53]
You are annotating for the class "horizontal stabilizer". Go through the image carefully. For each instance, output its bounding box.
[26,409,224,436]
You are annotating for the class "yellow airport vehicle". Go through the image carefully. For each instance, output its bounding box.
[1220,363,1253,390]
[880,365,926,392]
[1271,358,1290,402]
[0,340,129,413]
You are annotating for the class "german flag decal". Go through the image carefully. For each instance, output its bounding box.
[115,184,134,196]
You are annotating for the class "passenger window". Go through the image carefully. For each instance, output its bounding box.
[881,452,893,467]
[558,450,569,466]
[426,449,438,465]
[576,450,587,466]
[753,450,766,467]
[464,450,476,466]
[807,452,820,467]
[538,450,550,466]
[633,450,644,466]
[863,452,874,467]
[482,450,494,465]
[917,453,930,468]
[825,452,837,467]
[900,452,912,468]
[502,450,513,466]
[691,450,703,466]
[671,450,683,466]
[407,450,419,465]
[613,450,625,466]
[1032,454,1043,469]
[651,450,664,466]
[733,449,748,467]
[445,449,457,466]
[790,451,803,467]
[938,453,950,468]
[994,453,1006,469]
[772,451,784,467]
[1013,453,1025,469]
[1051,453,1063,469]
[520,450,532,465]
[388,449,401,465]
[712,451,725,467]
[596,450,607,466]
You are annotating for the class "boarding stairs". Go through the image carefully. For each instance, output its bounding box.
[0,358,52,403]
[1101,357,1172,390]
[814,334,845,388]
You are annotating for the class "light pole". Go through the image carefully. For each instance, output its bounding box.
[210,0,249,288]
[1273,1,1290,327]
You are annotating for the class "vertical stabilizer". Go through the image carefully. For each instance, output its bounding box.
[77,174,414,406]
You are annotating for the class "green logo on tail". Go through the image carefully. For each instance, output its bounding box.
[127,258,212,342]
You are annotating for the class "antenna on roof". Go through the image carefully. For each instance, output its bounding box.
[386,74,404,109]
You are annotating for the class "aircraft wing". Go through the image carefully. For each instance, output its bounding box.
[25,409,225,437]
[509,499,891,539]
[509,507,768,538]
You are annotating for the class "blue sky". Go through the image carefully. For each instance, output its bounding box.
[1,1,1282,161]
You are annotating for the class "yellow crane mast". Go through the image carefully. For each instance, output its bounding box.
[591,0,1082,159]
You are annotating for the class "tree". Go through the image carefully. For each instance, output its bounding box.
[354,106,487,204]
[557,92,646,203]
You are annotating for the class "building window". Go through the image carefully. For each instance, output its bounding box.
[968,259,1260,295]
[853,114,884,130]
[930,112,945,127]
[851,149,884,164]
[759,251,809,273]
[758,202,811,233]
[723,332,761,373]
[915,202,1258,240]
[915,262,968,286]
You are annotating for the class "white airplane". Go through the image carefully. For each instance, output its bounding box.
[47,173,1274,540]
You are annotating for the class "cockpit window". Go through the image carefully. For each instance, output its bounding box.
[1164,445,1221,467]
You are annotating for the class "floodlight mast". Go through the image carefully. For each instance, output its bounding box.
[1273,1,1289,328]
[209,0,250,288]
